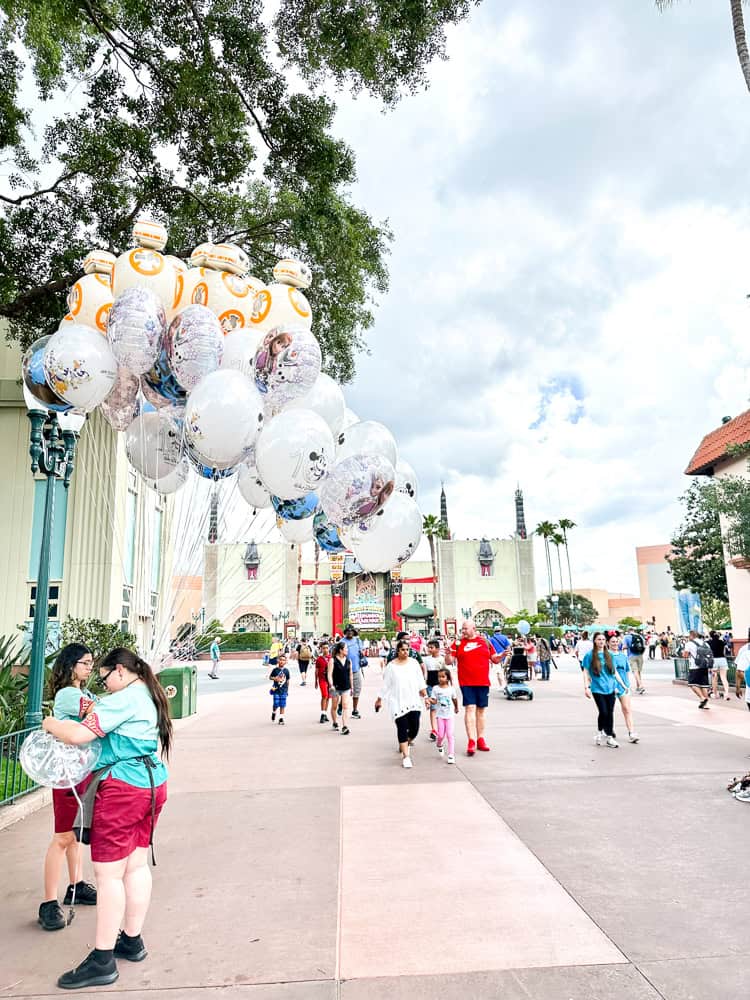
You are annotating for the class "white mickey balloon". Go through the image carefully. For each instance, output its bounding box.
[277,515,315,544]
[184,369,263,467]
[238,459,273,509]
[250,282,313,333]
[148,457,190,495]
[350,493,423,573]
[125,409,184,480]
[220,328,264,379]
[395,458,419,500]
[255,408,334,500]
[285,372,345,436]
[42,323,118,412]
[336,420,398,468]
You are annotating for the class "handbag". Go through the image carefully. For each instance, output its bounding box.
[360,655,368,668]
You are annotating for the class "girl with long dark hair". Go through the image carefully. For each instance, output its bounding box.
[581,632,618,748]
[38,643,98,932]
[375,639,427,768]
[42,648,173,990]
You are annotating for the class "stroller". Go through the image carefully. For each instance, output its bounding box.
[504,647,534,701]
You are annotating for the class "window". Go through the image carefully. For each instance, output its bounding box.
[480,563,493,577]
[233,613,269,633]
[28,582,61,621]
[304,594,319,616]
[414,592,428,606]
[121,585,132,632]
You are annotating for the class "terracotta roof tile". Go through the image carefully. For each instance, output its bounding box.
[685,409,750,475]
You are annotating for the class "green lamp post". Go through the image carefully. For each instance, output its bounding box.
[24,401,84,728]
[550,594,559,628]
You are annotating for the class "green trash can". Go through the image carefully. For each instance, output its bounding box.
[158,665,197,719]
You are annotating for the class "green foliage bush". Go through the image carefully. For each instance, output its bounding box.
[59,617,138,661]
[196,631,271,653]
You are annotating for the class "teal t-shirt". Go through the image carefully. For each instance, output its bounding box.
[611,652,630,696]
[85,683,168,788]
[582,652,617,695]
[53,686,97,722]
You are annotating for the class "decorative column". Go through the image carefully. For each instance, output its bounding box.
[331,582,345,635]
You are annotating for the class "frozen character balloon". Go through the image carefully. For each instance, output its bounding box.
[252,323,321,409]
[271,492,319,521]
[165,304,223,391]
[107,286,166,375]
[319,454,396,531]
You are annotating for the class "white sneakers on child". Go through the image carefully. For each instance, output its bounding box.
[402,757,413,769]
[628,731,640,743]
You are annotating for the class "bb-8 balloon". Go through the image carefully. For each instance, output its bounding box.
[273,258,312,289]
[177,243,264,334]
[163,255,188,325]
[250,282,313,334]
[67,273,113,334]
[111,217,177,308]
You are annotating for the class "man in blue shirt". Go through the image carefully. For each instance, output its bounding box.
[343,626,364,719]
[489,627,511,687]
[208,637,221,679]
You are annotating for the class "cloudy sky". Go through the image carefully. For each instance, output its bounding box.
[330,0,750,597]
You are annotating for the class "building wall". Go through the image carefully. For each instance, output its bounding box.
[714,454,750,640]
[635,545,680,632]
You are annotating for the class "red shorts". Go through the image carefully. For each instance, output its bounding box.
[90,777,167,863]
[52,775,92,834]
[318,677,330,699]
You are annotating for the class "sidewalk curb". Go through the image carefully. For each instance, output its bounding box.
[0,786,51,832]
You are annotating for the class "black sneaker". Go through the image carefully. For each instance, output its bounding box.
[63,881,97,906]
[114,931,148,962]
[429,731,437,742]
[341,726,350,735]
[57,951,118,990]
[271,711,276,722]
[351,710,361,719]
[337,706,342,716]
[332,721,339,730]
[278,717,285,725]
[321,714,329,723]
[38,900,65,931]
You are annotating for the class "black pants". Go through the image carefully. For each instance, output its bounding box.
[592,692,616,736]
[395,710,421,745]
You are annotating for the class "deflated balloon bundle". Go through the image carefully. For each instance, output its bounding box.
[21,218,423,569]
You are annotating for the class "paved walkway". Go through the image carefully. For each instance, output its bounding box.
[1,657,749,999]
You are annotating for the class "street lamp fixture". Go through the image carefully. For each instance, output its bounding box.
[461,607,472,620]
[550,594,559,628]
[24,401,84,728]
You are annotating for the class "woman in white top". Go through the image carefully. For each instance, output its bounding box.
[375,639,427,769]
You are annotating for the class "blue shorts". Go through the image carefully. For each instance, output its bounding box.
[460,685,489,709]
[272,690,288,709]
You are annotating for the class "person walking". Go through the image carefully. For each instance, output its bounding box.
[648,631,658,660]
[683,630,712,709]
[269,653,291,724]
[445,618,502,757]
[609,632,640,743]
[625,628,646,694]
[42,648,172,990]
[708,630,731,700]
[422,638,445,740]
[575,630,593,665]
[38,643,98,932]
[295,637,313,686]
[428,667,459,763]
[329,641,352,735]
[342,625,364,719]
[207,636,221,679]
[489,626,511,687]
[582,632,619,747]
[375,639,427,768]
[537,636,552,681]
[314,641,331,724]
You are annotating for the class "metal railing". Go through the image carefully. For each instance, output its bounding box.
[673,657,741,686]
[0,726,39,806]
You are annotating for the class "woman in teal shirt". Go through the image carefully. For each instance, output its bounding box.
[608,632,640,744]
[42,647,173,991]
[582,632,619,747]
[39,643,98,932]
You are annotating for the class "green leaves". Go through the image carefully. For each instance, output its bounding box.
[668,480,728,603]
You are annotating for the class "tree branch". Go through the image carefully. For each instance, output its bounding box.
[0,273,80,319]
[0,170,88,206]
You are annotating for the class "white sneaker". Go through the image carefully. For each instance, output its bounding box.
[594,731,604,746]
[402,756,413,769]
[606,736,619,748]
[628,731,640,743]
[447,754,455,764]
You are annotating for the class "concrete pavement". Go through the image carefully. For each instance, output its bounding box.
[1,656,749,999]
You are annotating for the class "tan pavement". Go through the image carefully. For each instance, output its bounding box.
[1,657,749,999]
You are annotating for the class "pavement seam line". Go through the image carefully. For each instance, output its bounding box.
[335,783,344,985]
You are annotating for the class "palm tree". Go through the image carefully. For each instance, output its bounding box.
[534,521,557,596]
[557,518,576,610]
[656,1,750,93]
[423,514,448,625]
[551,532,565,593]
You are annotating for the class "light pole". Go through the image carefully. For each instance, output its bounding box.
[24,404,84,728]
[277,610,290,637]
[461,606,472,620]
[550,594,559,628]
[574,602,581,628]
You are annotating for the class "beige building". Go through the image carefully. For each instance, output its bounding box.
[0,342,175,654]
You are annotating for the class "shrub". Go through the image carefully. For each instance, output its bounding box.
[59,617,138,661]
[196,631,271,653]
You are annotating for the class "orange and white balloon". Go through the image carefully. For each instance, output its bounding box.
[250,282,313,334]
[112,217,177,307]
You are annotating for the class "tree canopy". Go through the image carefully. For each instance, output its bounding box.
[0,0,479,380]
[667,480,728,602]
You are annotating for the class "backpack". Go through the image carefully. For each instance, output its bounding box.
[694,642,714,670]
[299,642,312,659]
[630,633,645,655]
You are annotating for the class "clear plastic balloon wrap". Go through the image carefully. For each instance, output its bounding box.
[252,323,321,409]
[125,409,184,481]
[165,304,223,391]
[284,372,346,436]
[20,730,101,789]
[255,408,334,500]
[319,453,396,531]
[100,368,141,432]
[185,369,264,467]
[395,458,419,500]
[43,323,118,412]
[107,286,166,374]
[22,335,72,412]
[313,509,346,553]
[347,493,422,573]
[336,419,398,467]
[271,492,319,521]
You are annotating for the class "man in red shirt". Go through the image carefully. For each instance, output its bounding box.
[314,641,331,724]
[446,618,502,756]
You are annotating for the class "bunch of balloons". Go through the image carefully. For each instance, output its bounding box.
[21,216,423,573]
